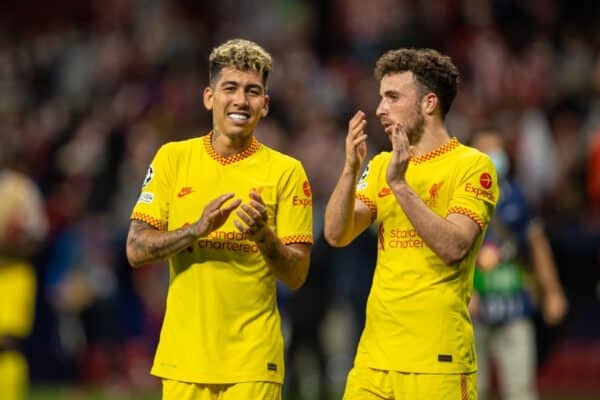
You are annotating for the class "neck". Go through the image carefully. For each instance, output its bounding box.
[412,119,451,156]
[211,129,254,157]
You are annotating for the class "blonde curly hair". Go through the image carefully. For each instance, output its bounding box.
[209,39,273,88]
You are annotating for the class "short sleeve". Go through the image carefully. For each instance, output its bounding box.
[130,144,173,231]
[356,156,380,222]
[276,161,313,245]
[447,154,499,229]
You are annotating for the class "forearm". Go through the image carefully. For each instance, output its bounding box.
[256,229,310,290]
[324,167,361,246]
[126,220,198,267]
[391,182,474,264]
[528,223,564,295]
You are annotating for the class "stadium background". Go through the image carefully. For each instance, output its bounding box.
[1,0,599,398]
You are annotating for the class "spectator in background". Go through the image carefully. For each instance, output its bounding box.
[125,39,313,400]
[325,48,498,399]
[0,144,49,400]
[470,129,568,400]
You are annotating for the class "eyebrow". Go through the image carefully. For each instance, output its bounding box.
[220,80,264,91]
[382,90,400,97]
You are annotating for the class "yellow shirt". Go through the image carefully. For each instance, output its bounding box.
[0,261,36,338]
[130,133,313,384]
[0,170,47,339]
[354,138,498,373]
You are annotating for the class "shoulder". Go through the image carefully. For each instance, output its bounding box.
[152,137,204,165]
[159,137,203,154]
[368,151,392,169]
[451,144,496,176]
[259,143,305,170]
[455,144,493,165]
[357,151,390,186]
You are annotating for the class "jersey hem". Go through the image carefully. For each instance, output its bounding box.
[151,369,284,385]
[355,360,477,375]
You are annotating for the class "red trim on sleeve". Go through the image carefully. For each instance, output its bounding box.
[131,212,166,231]
[356,194,377,222]
[281,234,313,245]
[447,206,485,229]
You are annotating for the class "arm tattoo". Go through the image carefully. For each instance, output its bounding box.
[256,233,310,290]
[126,220,196,267]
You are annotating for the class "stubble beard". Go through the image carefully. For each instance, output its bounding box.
[406,108,425,146]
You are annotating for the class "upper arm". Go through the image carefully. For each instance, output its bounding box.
[283,242,312,290]
[446,212,482,249]
[525,219,553,258]
[126,219,159,266]
[350,156,380,241]
[286,242,311,262]
[353,197,374,238]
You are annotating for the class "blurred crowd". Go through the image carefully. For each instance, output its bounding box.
[1,0,599,398]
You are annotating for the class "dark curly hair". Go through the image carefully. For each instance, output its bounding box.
[374,48,459,118]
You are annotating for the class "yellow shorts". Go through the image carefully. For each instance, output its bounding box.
[343,365,477,400]
[162,379,281,400]
[0,351,28,400]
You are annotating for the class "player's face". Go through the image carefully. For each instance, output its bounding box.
[376,71,425,145]
[203,67,269,141]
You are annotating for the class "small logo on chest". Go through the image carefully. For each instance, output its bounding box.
[426,181,444,207]
[178,186,193,198]
[378,187,392,198]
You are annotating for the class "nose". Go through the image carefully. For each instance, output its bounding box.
[232,88,249,107]
[376,98,387,118]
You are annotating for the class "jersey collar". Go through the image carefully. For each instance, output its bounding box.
[203,131,261,165]
[410,137,459,165]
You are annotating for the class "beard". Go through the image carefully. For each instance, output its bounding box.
[405,108,425,145]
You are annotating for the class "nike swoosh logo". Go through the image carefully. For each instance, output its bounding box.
[178,187,193,198]
[378,187,392,198]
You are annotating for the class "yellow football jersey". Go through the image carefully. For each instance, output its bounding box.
[0,170,46,339]
[354,138,498,373]
[0,261,36,338]
[130,132,313,384]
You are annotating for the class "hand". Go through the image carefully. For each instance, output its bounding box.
[194,193,241,237]
[345,110,368,173]
[386,123,413,189]
[234,191,270,242]
[542,289,568,326]
[477,243,501,271]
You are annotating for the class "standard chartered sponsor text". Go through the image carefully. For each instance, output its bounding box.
[387,228,425,249]
[187,230,260,253]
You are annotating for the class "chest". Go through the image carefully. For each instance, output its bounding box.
[168,157,279,229]
[376,162,457,220]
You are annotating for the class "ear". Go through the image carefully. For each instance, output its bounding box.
[261,94,270,117]
[422,92,438,115]
[203,86,214,111]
